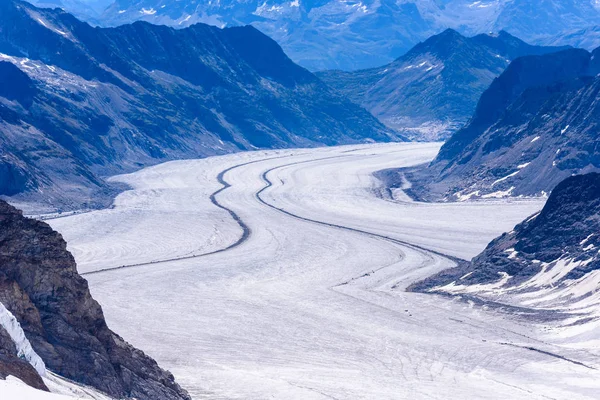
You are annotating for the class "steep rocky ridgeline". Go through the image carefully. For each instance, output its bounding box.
[412,173,600,321]
[406,47,600,201]
[29,0,600,71]
[0,199,191,399]
[317,30,568,141]
[0,0,394,212]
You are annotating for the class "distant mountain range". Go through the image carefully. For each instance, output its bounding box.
[406,47,600,200]
[412,172,600,325]
[317,29,568,141]
[27,0,600,71]
[0,0,394,212]
[544,25,600,51]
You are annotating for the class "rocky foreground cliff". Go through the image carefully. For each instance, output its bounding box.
[0,199,190,399]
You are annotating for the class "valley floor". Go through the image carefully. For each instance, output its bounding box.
[49,143,599,399]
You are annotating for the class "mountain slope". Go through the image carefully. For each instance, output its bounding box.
[37,0,600,71]
[0,199,190,398]
[317,30,568,140]
[82,0,438,71]
[407,47,600,200]
[412,173,600,327]
[0,0,394,211]
[491,0,600,41]
[544,25,600,52]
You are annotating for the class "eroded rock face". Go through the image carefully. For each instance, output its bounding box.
[412,173,600,313]
[465,172,600,284]
[0,324,48,391]
[407,47,600,201]
[0,200,190,399]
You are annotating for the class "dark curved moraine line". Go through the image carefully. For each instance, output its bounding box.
[254,158,599,370]
[255,157,465,265]
[82,155,292,276]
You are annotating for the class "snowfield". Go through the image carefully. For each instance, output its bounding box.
[49,143,600,399]
[0,374,113,400]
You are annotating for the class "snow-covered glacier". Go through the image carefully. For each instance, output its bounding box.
[48,143,599,399]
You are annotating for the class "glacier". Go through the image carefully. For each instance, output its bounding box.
[48,143,599,399]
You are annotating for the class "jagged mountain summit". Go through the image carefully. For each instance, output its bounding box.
[0,200,191,399]
[412,173,600,329]
[29,0,600,71]
[317,29,568,141]
[406,47,600,200]
[0,0,394,212]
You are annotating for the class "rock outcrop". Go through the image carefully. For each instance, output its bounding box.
[412,173,600,315]
[0,322,48,391]
[407,47,600,200]
[0,199,190,399]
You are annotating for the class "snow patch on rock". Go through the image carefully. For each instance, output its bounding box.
[0,302,46,376]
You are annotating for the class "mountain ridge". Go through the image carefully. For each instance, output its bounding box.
[0,0,394,212]
[402,46,600,201]
[317,29,569,141]
[31,0,600,71]
[411,173,600,327]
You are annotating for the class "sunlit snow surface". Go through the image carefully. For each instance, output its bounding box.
[0,374,113,400]
[0,377,73,400]
[49,143,600,399]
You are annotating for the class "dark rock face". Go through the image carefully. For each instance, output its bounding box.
[0,199,191,399]
[0,158,35,197]
[407,47,600,201]
[412,173,600,296]
[0,325,48,391]
[0,61,36,108]
[437,48,595,161]
[317,30,568,141]
[0,0,394,211]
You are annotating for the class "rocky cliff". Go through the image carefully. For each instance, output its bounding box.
[407,47,600,200]
[0,199,190,399]
[412,173,600,318]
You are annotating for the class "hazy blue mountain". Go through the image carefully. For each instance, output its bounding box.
[34,0,600,71]
[317,30,568,141]
[406,48,600,201]
[543,25,600,52]
[492,0,600,41]
[0,0,394,211]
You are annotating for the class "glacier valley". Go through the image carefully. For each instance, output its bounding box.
[47,143,599,399]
